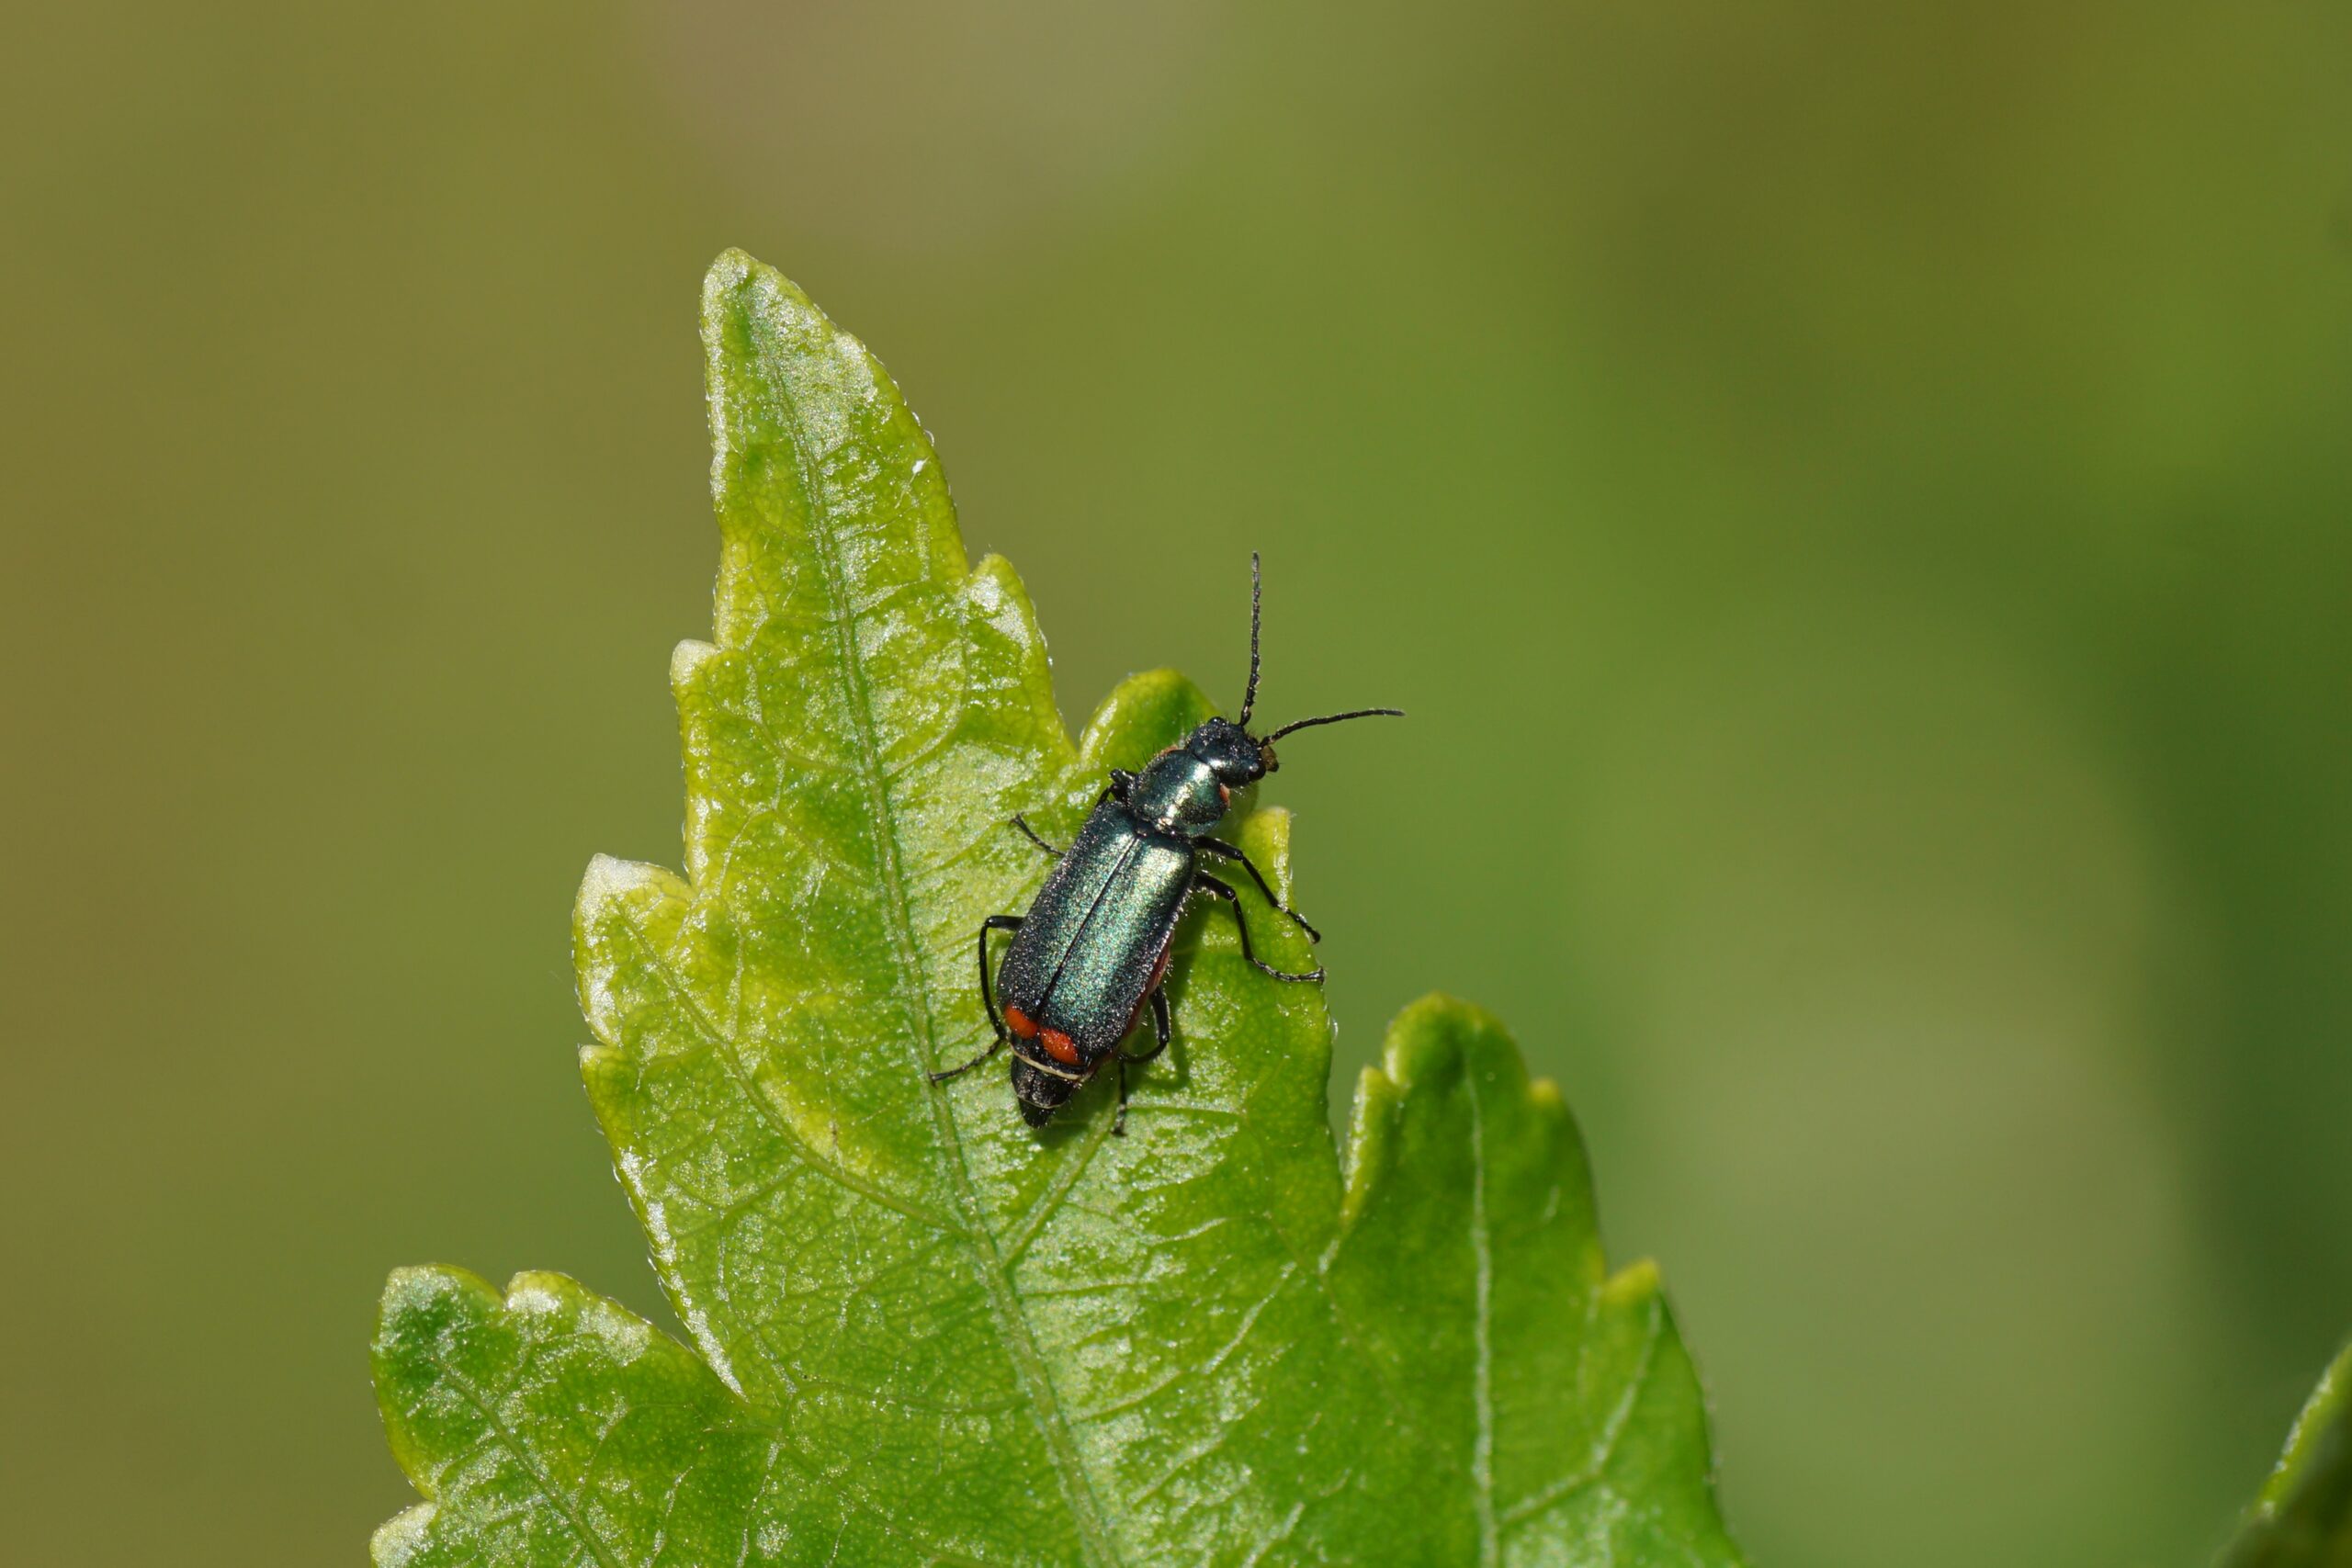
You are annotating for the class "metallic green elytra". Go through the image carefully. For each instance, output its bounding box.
[929,556,1402,1134]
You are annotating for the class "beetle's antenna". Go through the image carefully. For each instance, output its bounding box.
[1238,552,1264,727]
[1262,706,1406,741]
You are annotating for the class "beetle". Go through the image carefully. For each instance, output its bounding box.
[929,555,1402,1134]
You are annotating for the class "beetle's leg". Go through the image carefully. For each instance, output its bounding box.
[1009,814,1063,858]
[930,915,1024,1082]
[1195,836,1322,943]
[1117,987,1173,1065]
[929,1043,1004,1083]
[1012,785,1120,858]
[1110,989,1171,1137]
[977,914,1023,1039]
[1192,873,1326,984]
[1145,986,1173,1055]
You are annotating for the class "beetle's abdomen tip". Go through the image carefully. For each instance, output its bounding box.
[1010,1056,1076,1128]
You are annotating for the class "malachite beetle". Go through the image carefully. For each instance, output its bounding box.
[930,555,1402,1134]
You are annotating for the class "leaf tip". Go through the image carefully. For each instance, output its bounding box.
[501,1271,665,1370]
[670,637,720,687]
[575,854,686,944]
[373,1267,504,1484]
[1524,1074,1573,1135]
[699,246,765,309]
[369,1502,437,1567]
[579,851,648,902]
[1603,1257,1665,1309]
[378,1263,497,1340]
[965,550,1023,606]
[498,1269,576,1314]
[698,248,840,367]
[1378,991,1511,1089]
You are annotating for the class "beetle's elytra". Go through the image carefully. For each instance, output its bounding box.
[929,556,1401,1134]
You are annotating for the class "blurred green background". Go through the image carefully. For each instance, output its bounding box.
[5,3,2349,1564]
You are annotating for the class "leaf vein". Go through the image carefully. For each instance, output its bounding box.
[604,901,957,1236]
[424,1353,630,1568]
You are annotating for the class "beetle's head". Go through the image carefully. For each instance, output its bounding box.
[1189,716,1273,786]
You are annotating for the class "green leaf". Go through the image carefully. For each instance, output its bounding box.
[2223,1341,2352,1568]
[373,250,1744,1566]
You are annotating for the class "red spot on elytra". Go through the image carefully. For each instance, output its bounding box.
[1004,1006,1037,1039]
[1041,1028,1081,1066]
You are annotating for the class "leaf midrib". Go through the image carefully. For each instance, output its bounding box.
[1468,1069,1499,1568]
[762,349,1123,1568]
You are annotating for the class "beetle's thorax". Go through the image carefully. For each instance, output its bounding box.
[1128,750,1227,835]
[1128,717,1269,836]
